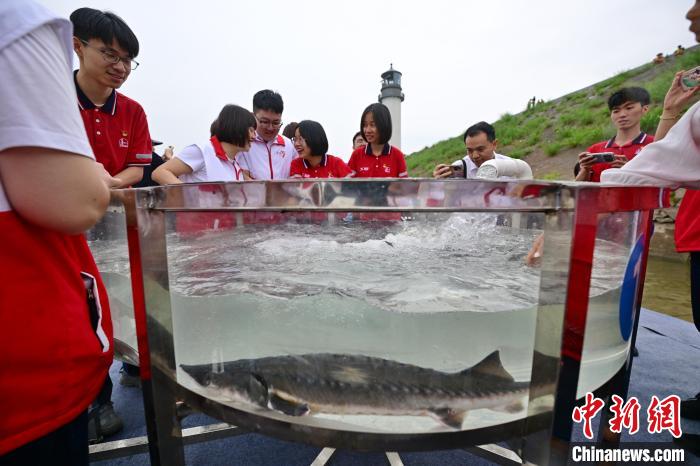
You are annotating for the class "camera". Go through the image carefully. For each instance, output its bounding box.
[590,152,616,164]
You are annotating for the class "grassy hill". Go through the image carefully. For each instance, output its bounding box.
[407,46,700,179]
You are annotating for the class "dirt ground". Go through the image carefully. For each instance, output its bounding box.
[525,147,581,180]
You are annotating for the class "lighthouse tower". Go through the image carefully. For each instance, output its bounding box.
[378,64,404,149]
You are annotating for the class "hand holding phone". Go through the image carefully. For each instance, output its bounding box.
[590,152,616,164]
[681,65,700,90]
[451,161,465,177]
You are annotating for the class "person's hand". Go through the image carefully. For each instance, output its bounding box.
[575,152,596,181]
[96,162,122,188]
[578,152,596,170]
[433,164,454,179]
[525,233,544,267]
[163,145,174,161]
[662,71,700,117]
[609,155,628,168]
[242,169,253,181]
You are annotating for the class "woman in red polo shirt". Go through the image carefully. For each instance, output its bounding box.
[348,103,408,179]
[290,120,352,179]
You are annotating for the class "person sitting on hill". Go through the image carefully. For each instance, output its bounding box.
[575,87,654,182]
[674,44,686,56]
[653,52,666,64]
[432,121,528,179]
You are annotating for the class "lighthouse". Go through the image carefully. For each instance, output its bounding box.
[378,64,404,149]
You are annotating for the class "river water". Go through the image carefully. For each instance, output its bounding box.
[643,256,693,322]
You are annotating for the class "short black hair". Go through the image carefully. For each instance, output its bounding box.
[361,103,392,145]
[282,122,298,139]
[253,90,284,114]
[463,121,496,143]
[70,8,139,58]
[297,120,328,156]
[608,87,651,110]
[210,104,257,147]
[353,131,365,145]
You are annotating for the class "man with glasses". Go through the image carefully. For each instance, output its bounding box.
[71,7,151,189]
[70,7,152,440]
[236,89,297,180]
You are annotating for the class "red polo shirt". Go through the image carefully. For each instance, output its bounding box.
[348,144,408,178]
[75,72,152,176]
[587,132,654,182]
[289,154,352,179]
[675,190,700,252]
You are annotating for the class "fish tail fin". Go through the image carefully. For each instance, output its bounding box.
[430,408,467,430]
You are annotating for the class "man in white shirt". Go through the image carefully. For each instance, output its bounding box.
[433,121,522,179]
[235,90,297,180]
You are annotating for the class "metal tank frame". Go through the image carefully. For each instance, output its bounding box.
[88,179,666,465]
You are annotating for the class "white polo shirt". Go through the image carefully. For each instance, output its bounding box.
[453,152,514,179]
[177,136,244,183]
[235,133,297,180]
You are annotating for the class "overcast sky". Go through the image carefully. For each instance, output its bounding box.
[43,0,695,160]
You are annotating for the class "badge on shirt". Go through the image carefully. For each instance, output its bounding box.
[118,138,129,148]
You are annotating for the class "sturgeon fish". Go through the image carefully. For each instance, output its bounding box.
[180,351,557,429]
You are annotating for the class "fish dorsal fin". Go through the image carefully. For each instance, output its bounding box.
[465,351,513,382]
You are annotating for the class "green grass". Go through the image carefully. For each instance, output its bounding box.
[406,45,700,176]
[541,171,562,180]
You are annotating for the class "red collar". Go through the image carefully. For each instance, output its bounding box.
[210,136,228,161]
[253,133,285,146]
[210,136,242,180]
[605,132,648,149]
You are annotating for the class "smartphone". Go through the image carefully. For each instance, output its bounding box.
[681,65,700,90]
[451,161,465,177]
[590,152,616,164]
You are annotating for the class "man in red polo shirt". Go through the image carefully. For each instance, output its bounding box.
[575,87,654,182]
[70,7,152,438]
[71,8,151,187]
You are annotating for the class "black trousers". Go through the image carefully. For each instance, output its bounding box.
[0,411,88,466]
[691,252,699,332]
[95,373,112,406]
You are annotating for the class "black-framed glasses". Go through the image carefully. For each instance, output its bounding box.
[256,117,282,128]
[79,39,140,70]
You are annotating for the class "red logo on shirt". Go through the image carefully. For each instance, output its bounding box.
[118,138,129,148]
